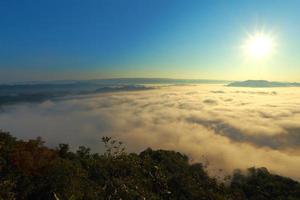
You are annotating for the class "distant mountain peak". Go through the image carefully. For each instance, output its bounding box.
[227,80,300,88]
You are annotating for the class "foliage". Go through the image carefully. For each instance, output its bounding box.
[0,130,299,200]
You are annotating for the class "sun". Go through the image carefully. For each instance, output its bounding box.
[243,31,275,59]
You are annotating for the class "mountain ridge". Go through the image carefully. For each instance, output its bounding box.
[227,80,300,88]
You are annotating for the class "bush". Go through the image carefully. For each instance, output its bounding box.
[0,130,299,200]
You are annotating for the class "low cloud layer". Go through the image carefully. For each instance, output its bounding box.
[0,84,300,180]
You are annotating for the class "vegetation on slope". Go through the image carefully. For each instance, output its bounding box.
[0,130,299,200]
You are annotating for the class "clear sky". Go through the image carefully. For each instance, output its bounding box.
[0,0,299,82]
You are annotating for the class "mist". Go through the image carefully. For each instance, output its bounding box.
[0,84,300,180]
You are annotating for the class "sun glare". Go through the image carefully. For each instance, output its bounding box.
[243,32,275,59]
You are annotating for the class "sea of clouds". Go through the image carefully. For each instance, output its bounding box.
[0,84,300,180]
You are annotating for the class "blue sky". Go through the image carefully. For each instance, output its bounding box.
[0,0,299,82]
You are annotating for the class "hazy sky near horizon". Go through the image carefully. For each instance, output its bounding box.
[0,0,300,82]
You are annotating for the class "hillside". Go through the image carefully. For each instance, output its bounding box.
[0,130,299,200]
[0,78,229,106]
